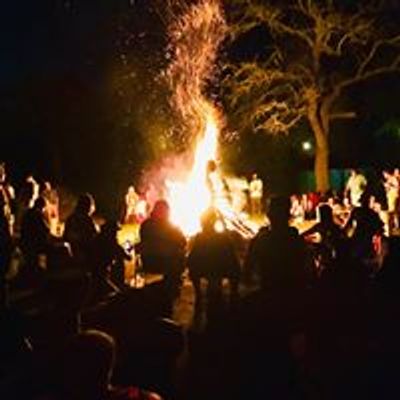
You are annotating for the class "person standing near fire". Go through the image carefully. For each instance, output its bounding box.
[124,185,140,224]
[0,163,15,231]
[40,181,60,235]
[249,173,263,216]
[138,200,186,315]
[345,169,367,207]
[383,170,399,233]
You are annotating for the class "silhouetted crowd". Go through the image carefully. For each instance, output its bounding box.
[1,162,400,399]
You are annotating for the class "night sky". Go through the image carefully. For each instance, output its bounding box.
[0,0,164,212]
[1,1,400,211]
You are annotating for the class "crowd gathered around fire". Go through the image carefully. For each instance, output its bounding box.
[1,161,400,399]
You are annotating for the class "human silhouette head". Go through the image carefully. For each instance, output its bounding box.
[40,181,52,194]
[268,196,290,227]
[100,220,121,238]
[57,330,115,398]
[200,207,219,232]
[76,193,96,216]
[127,185,136,195]
[33,196,46,212]
[318,204,333,225]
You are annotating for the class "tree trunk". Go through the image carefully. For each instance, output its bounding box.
[308,101,330,193]
[314,138,330,193]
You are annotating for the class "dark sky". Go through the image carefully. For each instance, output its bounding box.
[0,1,159,207]
[0,1,399,209]
[1,2,85,85]
[0,1,131,85]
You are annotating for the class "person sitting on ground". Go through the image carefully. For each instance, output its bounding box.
[48,330,162,400]
[188,208,241,313]
[64,193,98,269]
[138,200,186,312]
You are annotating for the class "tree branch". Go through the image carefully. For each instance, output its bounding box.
[357,35,400,77]
[329,111,357,120]
[225,0,400,136]
[338,54,400,90]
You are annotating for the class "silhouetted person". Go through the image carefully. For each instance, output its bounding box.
[64,193,98,269]
[40,181,60,233]
[14,176,39,237]
[302,204,346,275]
[246,196,308,297]
[375,237,400,293]
[188,208,241,314]
[138,200,186,313]
[303,204,343,244]
[233,197,310,399]
[51,330,162,400]
[0,192,12,307]
[344,192,383,264]
[0,309,33,397]
[0,163,15,227]
[90,221,131,298]
[20,196,50,274]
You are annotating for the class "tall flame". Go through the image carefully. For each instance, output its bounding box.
[165,0,227,235]
[167,106,219,235]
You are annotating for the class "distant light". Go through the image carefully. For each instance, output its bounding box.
[302,141,312,151]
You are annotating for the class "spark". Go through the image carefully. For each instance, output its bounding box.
[163,0,227,235]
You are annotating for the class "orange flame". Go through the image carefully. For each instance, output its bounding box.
[164,0,226,235]
[167,106,219,235]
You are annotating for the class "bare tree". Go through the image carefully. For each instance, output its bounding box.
[224,0,400,192]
